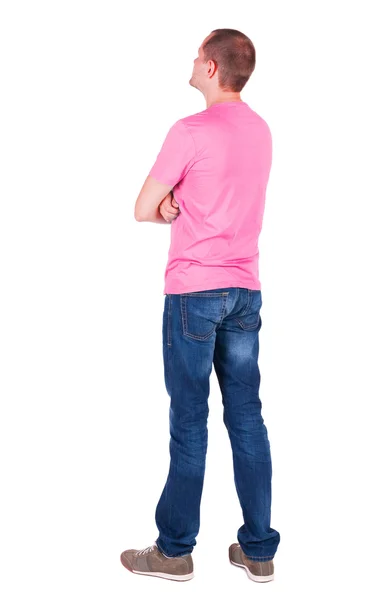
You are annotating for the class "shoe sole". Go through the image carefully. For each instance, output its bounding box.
[120,554,194,581]
[229,558,274,583]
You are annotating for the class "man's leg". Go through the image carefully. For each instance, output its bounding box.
[155,290,230,557]
[213,288,280,561]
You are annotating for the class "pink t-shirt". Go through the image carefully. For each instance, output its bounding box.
[148,101,273,295]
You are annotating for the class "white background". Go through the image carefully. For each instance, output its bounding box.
[1,0,365,598]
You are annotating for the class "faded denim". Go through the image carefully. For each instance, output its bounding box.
[155,287,280,561]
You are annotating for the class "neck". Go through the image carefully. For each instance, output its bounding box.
[205,91,243,109]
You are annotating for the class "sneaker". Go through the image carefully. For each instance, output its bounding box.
[229,543,274,583]
[120,542,194,582]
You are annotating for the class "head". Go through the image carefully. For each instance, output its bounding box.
[189,29,256,98]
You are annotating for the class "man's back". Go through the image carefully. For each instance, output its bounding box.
[149,100,272,294]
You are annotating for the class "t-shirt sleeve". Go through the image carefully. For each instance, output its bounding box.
[148,120,196,187]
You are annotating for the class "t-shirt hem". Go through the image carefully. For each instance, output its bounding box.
[163,279,261,295]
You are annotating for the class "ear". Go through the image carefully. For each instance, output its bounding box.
[207,59,218,79]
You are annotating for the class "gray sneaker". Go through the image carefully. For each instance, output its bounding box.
[120,542,194,582]
[229,543,274,583]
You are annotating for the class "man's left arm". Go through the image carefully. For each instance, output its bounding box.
[134,120,196,224]
[134,176,173,224]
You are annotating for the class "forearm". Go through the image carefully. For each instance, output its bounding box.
[139,207,171,224]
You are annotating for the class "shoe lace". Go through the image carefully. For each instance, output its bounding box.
[136,543,157,556]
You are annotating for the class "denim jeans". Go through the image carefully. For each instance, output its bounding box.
[154,287,280,561]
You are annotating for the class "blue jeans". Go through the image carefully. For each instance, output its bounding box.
[155,287,280,561]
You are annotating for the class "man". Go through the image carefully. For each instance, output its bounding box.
[120,28,281,583]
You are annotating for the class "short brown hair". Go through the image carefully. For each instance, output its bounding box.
[202,29,256,92]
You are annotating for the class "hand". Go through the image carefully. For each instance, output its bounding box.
[159,192,180,223]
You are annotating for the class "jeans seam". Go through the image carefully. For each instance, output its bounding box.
[245,555,274,559]
[167,294,172,347]
[217,292,229,328]
[181,292,230,297]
